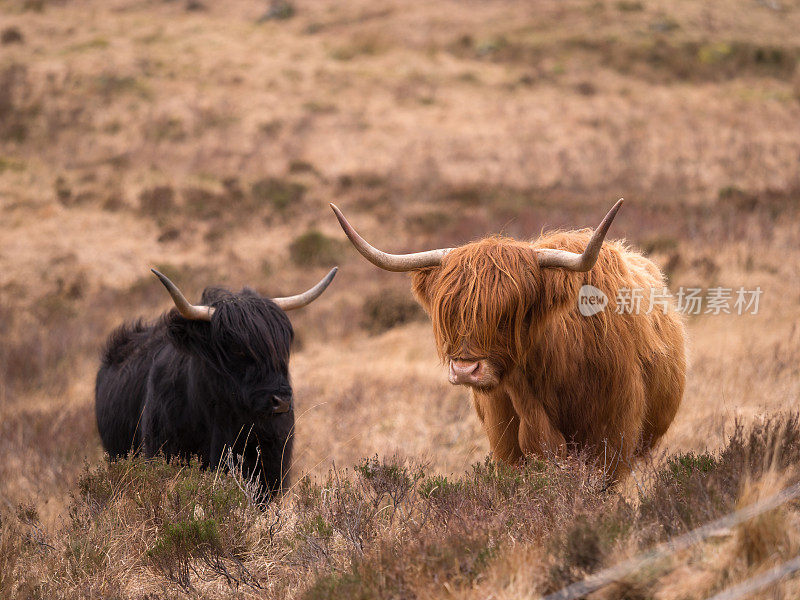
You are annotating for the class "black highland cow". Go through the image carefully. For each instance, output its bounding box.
[95,267,337,499]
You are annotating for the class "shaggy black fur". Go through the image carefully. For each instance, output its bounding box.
[95,286,295,500]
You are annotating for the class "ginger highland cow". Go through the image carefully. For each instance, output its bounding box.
[332,200,685,477]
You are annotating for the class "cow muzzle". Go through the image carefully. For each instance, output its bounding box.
[448,359,487,386]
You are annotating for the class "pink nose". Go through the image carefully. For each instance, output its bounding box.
[449,360,481,385]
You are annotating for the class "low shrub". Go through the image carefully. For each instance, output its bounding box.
[5,416,799,597]
[289,230,344,267]
[139,185,175,216]
[361,290,425,334]
[251,177,306,212]
[72,455,262,591]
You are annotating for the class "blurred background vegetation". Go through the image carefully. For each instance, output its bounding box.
[1,0,799,597]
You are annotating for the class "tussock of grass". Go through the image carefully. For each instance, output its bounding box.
[72,456,265,593]
[361,290,425,334]
[251,177,306,212]
[289,230,345,267]
[0,64,35,144]
[138,185,176,216]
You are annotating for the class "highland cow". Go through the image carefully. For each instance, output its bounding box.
[331,200,685,477]
[95,267,337,498]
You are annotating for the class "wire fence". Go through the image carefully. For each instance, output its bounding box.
[704,555,800,600]
[542,481,800,600]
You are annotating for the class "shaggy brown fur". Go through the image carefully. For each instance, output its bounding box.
[411,230,686,475]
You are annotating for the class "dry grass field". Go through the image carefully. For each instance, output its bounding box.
[1,0,800,597]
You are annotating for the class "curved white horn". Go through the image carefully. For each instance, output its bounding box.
[330,203,450,272]
[151,269,214,321]
[534,199,624,271]
[272,267,338,311]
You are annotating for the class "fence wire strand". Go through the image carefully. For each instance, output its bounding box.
[542,481,800,600]
[704,555,800,600]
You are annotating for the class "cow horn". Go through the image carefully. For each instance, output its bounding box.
[330,204,451,271]
[534,199,624,272]
[272,267,338,311]
[151,269,214,321]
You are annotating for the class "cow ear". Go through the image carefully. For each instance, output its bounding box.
[164,309,209,354]
[536,267,582,315]
[410,268,438,314]
[199,287,228,304]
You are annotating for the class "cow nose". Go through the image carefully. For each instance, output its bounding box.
[449,360,481,385]
[271,395,293,414]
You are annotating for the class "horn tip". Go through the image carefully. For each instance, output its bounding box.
[330,203,345,221]
[605,198,624,221]
[320,266,338,283]
[324,266,338,284]
[329,204,353,237]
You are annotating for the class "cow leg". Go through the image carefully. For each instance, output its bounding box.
[500,372,567,459]
[472,389,523,465]
[587,382,647,484]
[208,425,225,471]
[639,335,686,456]
[512,399,567,459]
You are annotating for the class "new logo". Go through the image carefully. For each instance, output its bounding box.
[578,285,608,316]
